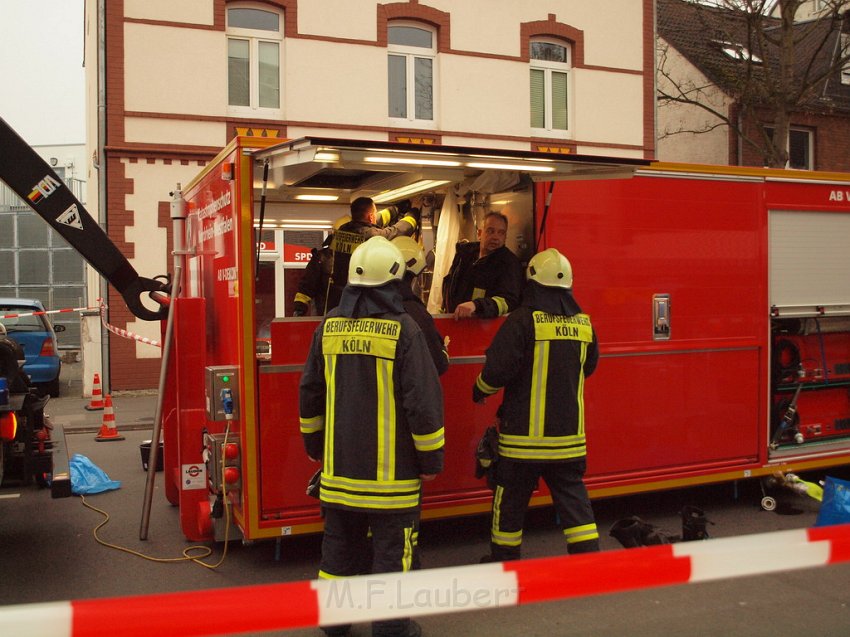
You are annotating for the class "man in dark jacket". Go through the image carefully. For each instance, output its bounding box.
[441,211,524,319]
[392,236,449,376]
[325,197,419,312]
[300,236,444,637]
[292,215,350,316]
[473,248,600,562]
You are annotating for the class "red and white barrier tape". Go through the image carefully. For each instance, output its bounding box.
[3,524,850,637]
[97,300,161,348]
[0,306,96,320]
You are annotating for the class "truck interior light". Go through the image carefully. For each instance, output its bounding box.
[314,151,340,162]
[364,156,462,167]
[466,161,555,172]
[295,194,339,201]
[373,180,451,203]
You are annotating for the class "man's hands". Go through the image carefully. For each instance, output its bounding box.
[454,301,476,319]
[419,473,437,481]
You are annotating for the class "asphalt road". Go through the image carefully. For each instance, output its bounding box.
[2,424,850,636]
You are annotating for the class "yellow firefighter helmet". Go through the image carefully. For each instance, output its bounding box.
[348,236,406,287]
[527,248,573,289]
[391,236,426,276]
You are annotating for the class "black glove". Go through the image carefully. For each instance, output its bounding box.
[472,384,487,404]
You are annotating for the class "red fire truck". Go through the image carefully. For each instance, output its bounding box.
[4,119,849,543]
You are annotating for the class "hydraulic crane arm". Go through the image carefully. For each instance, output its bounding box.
[0,117,168,321]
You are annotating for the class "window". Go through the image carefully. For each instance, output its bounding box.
[388,23,436,123]
[765,126,814,170]
[227,6,282,113]
[841,34,850,85]
[530,39,571,134]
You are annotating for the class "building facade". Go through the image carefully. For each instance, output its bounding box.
[657,0,850,169]
[0,144,87,349]
[84,0,654,389]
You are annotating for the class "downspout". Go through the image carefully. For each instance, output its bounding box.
[97,0,110,394]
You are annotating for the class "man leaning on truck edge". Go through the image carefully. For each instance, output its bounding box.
[441,211,524,320]
[473,247,600,562]
[299,236,444,637]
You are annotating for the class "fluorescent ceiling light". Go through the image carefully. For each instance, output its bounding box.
[314,151,340,162]
[372,180,451,204]
[466,162,555,172]
[364,156,462,167]
[295,194,339,201]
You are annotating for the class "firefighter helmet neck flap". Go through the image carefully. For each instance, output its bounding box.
[392,236,426,276]
[348,236,406,287]
[527,248,573,289]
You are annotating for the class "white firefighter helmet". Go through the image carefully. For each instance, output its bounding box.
[348,236,406,287]
[527,248,573,289]
[392,236,426,276]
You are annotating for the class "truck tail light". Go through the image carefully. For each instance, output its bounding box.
[0,412,17,441]
[39,338,56,357]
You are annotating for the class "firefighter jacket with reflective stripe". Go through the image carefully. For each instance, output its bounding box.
[292,244,333,316]
[473,305,598,462]
[399,280,449,376]
[327,218,416,312]
[299,310,444,512]
[441,243,524,318]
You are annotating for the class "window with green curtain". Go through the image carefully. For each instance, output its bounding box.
[228,39,250,106]
[530,69,545,128]
[258,41,280,108]
[388,54,407,118]
[551,71,568,130]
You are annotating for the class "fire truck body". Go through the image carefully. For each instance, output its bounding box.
[157,136,850,543]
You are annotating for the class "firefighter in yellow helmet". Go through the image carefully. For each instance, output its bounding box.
[299,236,444,637]
[291,215,350,316]
[473,247,600,561]
[392,236,449,376]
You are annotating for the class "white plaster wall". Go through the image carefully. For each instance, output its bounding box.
[125,117,226,147]
[427,0,643,69]
[122,159,206,357]
[285,126,388,141]
[124,23,226,116]
[656,39,731,165]
[125,0,213,24]
[296,0,378,39]
[573,70,644,145]
[284,39,385,124]
[438,56,529,137]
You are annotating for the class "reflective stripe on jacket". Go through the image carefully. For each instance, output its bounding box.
[299,311,444,511]
[475,308,598,461]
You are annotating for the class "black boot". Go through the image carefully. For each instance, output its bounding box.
[610,516,673,548]
[609,517,647,548]
[681,505,713,541]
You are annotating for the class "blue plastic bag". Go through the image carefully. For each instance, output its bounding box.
[813,476,850,527]
[70,453,122,495]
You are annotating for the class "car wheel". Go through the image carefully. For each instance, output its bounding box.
[39,378,61,398]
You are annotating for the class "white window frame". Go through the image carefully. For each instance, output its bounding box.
[529,38,573,138]
[765,126,814,170]
[387,21,438,128]
[226,4,283,118]
[841,34,850,86]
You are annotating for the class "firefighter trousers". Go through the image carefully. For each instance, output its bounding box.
[489,458,599,561]
[318,506,418,637]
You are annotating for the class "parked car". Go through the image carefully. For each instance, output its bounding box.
[0,298,64,397]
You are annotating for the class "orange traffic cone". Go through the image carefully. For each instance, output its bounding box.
[94,395,125,442]
[85,372,105,411]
